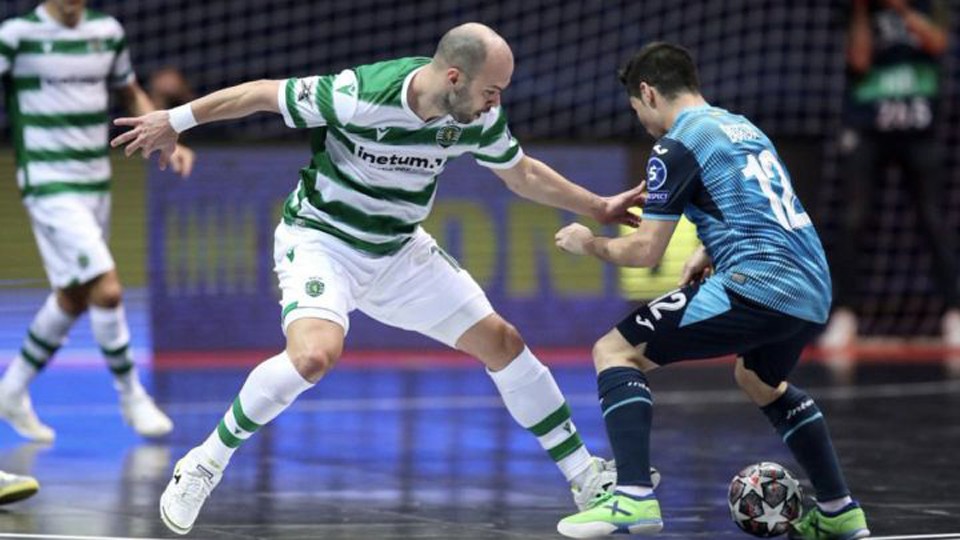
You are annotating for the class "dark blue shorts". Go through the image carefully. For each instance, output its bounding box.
[615,282,824,386]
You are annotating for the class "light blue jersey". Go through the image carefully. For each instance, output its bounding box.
[643,106,831,323]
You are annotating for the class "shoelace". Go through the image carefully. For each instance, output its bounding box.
[587,491,615,510]
[179,470,213,504]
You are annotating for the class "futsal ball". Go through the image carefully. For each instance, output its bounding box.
[728,462,803,537]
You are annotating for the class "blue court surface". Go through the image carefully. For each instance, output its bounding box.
[0,358,958,539]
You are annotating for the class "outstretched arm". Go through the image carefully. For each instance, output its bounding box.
[494,155,646,227]
[555,218,678,268]
[116,81,196,177]
[111,79,282,169]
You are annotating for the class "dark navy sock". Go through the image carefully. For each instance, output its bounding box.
[598,367,654,487]
[761,385,850,501]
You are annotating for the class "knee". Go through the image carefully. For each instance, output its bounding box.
[494,320,523,356]
[287,344,340,382]
[734,361,784,406]
[55,290,88,316]
[733,363,752,391]
[591,337,612,371]
[592,331,648,373]
[90,276,123,308]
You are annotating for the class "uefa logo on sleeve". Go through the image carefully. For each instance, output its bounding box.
[647,157,668,191]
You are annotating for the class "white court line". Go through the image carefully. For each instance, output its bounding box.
[36,378,960,418]
[0,534,168,540]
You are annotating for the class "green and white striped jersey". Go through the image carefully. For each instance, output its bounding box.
[277,56,524,256]
[0,6,134,198]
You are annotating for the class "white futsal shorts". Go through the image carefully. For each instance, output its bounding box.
[273,222,494,348]
[23,193,114,289]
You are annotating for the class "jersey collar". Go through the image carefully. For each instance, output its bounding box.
[36,4,87,28]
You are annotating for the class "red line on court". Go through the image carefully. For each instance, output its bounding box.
[152,344,958,370]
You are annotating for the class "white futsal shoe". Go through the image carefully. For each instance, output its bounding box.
[0,470,39,505]
[0,389,55,443]
[160,448,222,535]
[120,391,173,438]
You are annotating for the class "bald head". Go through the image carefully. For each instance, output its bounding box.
[434,23,513,78]
[424,23,513,123]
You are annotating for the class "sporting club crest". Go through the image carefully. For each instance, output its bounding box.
[305,277,325,297]
[436,125,462,148]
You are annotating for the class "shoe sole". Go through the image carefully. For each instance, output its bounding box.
[122,411,174,439]
[0,479,39,505]
[133,424,174,438]
[0,411,55,443]
[159,493,192,535]
[558,519,663,538]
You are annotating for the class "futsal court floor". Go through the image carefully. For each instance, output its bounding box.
[0,355,957,540]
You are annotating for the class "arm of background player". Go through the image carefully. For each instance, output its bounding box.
[493,155,645,227]
[115,81,196,177]
[887,0,949,55]
[116,81,157,117]
[111,80,282,168]
[847,0,873,74]
[555,218,678,268]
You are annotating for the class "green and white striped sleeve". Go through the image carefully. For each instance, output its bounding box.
[0,20,17,75]
[109,25,135,88]
[277,69,358,129]
[472,106,524,169]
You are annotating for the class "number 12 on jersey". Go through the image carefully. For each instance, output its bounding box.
[741,149,811,231]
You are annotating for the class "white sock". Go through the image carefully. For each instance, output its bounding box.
[818,496,854,513]
[617,485,654,498]
[89,304,143,396]
[1,294,77,395]
[200,352,313,468]
[487,347,592,482]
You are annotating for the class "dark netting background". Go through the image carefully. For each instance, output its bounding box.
[0,0,958,336]
[3,0,864,139]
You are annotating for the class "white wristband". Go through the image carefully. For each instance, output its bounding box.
[167,104,198,133]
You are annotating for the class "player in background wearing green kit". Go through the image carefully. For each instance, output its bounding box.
[0,0,194,442]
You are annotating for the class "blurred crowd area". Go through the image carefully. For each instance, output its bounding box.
[0,0,958,337]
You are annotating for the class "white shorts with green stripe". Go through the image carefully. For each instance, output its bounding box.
[24,192,114,289]
[274,222,493,348]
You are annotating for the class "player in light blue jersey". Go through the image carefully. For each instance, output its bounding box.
[553,43,869,539]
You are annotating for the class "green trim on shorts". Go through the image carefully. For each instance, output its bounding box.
[281,301,299,322]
